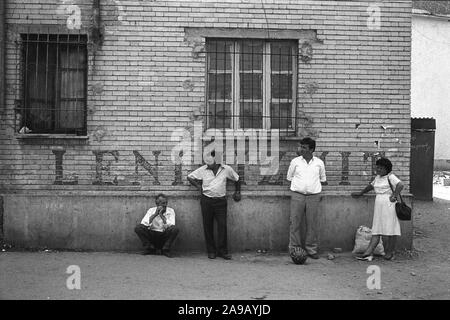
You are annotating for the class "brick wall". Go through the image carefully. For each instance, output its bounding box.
[0,0,412,194]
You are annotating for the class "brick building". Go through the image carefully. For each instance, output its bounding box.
[0,0,413,252]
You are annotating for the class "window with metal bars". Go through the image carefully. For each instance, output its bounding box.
[19,34,88,135]
[206,39,297,132]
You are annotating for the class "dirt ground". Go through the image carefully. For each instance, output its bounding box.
[1,196,449,300]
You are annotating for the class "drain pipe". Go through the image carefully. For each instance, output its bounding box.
[92,0,103,49]
[0,0,5,246]
[91,0,103,72]
[0,0,5,113]
[92,0,102,45]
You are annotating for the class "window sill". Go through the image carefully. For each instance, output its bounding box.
[280,136,303,141]
[15,134,89,140]
[201,130,298,140]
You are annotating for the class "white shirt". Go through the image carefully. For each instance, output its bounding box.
[140,207,175,232]
[287,156,326,194]
[188,164,239,198]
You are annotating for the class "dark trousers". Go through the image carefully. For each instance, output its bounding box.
[200,195,228,255]
[134,224,179,250]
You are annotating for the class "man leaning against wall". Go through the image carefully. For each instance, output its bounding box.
[286,137,327,260]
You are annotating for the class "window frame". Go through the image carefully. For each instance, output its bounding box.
[19,33,88,136]
[206,38,298,132]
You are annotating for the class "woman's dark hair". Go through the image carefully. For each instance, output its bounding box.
[300,137,316,152]
[375,157,392,173]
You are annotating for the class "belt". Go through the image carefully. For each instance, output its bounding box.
[202,194,226,200]
[292,191,319,196]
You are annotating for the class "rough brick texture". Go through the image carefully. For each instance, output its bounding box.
[0,0,412,194]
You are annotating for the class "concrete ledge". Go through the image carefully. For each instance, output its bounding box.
[185,27,321,42]
[2,193,413,252]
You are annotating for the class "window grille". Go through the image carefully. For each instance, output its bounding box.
[206,39,297,133]
[18,33,88,135]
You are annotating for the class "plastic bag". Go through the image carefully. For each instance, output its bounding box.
[352,225,385,256]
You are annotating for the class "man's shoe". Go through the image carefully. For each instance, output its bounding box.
[356,255,373,262]
[218,253,232,260]
[141,248,157,255]
[308,253,319,259]
[383,254,395,261]
[208,253,216,259]
[162,249,174,258]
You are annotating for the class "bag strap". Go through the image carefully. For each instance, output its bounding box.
[387,174,404,203]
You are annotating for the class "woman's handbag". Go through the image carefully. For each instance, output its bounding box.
[388,176,412,221]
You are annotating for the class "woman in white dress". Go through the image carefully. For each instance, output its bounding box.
[351,158,404,261]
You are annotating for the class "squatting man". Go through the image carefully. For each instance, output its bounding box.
[135,193,179,258]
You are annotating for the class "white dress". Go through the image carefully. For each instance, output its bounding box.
[370,174,401,236]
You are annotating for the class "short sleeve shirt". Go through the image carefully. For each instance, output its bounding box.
[188,164,239,198]
[141,207,176,232]
[370,174,401,195]
[286,156,326,194]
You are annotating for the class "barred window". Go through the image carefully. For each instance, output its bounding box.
[20,34,88,135]
[206,39,297,131]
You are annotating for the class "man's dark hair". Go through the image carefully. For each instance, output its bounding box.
[375,157,393,174]
[155,193,167,202]
[300,137,316,152]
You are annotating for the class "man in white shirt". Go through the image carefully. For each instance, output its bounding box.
[134,193,179,258]
[187,151,241,260]
[286,137,327,259]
